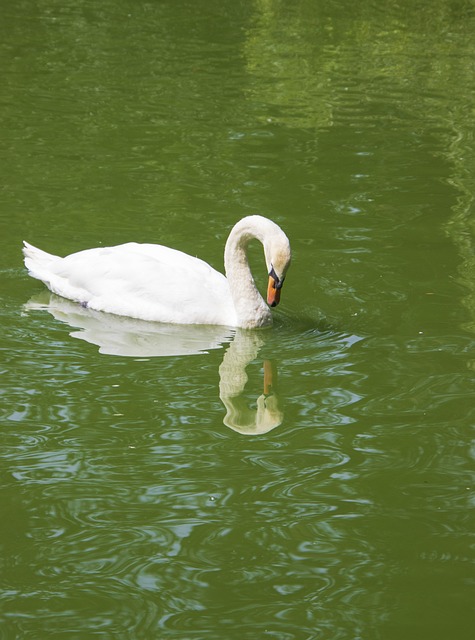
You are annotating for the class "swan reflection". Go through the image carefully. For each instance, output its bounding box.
[219,332,282,435]
[25,293,283,434]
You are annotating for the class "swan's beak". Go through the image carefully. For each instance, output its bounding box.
[267,275,282,307]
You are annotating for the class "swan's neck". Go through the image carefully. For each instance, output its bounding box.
[224,218,273,329]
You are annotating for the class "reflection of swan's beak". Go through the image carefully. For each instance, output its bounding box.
[263,359,277,396]
[267,275,281,307]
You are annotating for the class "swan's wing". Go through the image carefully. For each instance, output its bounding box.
[39,242,237,326]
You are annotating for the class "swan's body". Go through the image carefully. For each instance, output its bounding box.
[23,215,291,329]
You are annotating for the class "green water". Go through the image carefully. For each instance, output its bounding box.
[1,1,474,638]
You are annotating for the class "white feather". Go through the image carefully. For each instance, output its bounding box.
[23,215,291,329]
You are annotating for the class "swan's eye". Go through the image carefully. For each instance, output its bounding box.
[269,266,284,290]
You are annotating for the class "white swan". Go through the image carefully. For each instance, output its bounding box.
[23,215,291,329]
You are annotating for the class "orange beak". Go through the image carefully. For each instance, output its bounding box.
[267,275,281,307]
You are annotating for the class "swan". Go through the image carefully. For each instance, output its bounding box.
[23,215,291,329]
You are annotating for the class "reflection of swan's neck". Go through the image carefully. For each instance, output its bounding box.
[219,330,283,435]
[219,331,264,397]
[224,217,272,329]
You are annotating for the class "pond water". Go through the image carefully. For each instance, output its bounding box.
[1,1,474,638]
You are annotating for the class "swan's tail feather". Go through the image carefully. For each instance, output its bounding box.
[23,241,61,284]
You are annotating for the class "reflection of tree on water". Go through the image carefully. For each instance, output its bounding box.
[24,293,283,434]
[443,116,475,338]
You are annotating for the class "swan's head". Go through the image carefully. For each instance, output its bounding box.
[264,230,292,308]
[225,215,292,316]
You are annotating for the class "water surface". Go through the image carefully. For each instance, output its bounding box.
[1,1,474,638]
